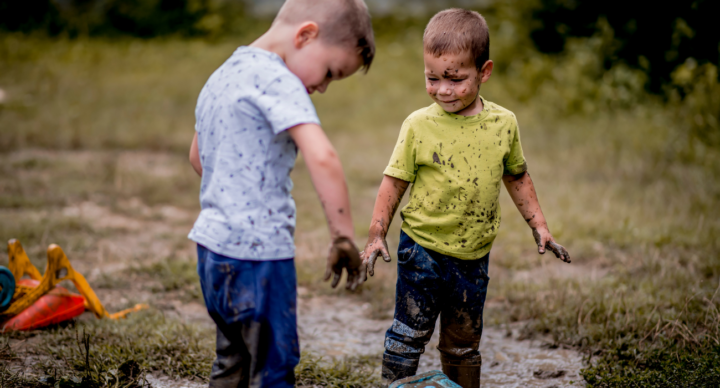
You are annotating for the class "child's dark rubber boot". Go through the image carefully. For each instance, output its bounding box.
[441,355,482,388]
[382,353,419,387]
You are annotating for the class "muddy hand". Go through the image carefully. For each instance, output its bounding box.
[361,236,391,277]
[533,227,571,263]
[324,237,365,290]
[546,241,571,263]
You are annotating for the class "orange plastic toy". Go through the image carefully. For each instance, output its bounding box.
[1,239,148,331]
[2,279,86,331]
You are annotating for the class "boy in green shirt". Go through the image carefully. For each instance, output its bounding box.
[360,9,570,388]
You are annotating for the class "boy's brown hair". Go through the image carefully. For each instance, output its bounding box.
[424,8,489,70]
[275,0,375,72]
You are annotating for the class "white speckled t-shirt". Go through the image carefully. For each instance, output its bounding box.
[188,46,320,260]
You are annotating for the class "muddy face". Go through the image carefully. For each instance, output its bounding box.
[423,51,492,116]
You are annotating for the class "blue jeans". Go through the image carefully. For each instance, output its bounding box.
[197,244,299,388]
[382,231,489,383]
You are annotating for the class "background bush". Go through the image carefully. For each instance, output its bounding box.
[0,0,249,37]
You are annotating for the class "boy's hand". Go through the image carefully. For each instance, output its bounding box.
[532,226,571,263]
[324,237,365,290]
[361,234,391,277]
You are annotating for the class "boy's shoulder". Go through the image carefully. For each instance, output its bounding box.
[483,99,518,122]
[209,46,300,94]
[403,104,444,125]
[198,46,317,130]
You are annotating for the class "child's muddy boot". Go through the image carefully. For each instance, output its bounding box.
[441,355,482,388]
[382,353,419,387]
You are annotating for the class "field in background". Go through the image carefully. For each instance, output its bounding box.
[0,29,719,387]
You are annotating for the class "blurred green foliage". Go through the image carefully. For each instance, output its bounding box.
[2,0,717,151]
[530,0,719,93]
[671,60,720,150]
[0,0,250,38]
[527,0,720,149]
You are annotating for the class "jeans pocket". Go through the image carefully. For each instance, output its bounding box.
[397,243,419,265]
[207,256,256,323]
[397,231,418,265]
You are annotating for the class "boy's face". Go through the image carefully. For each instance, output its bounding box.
[424,51,492,116]
[285,24,363,94]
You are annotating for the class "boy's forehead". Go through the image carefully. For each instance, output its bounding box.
[424,51,476,70]
[326,45,363,73]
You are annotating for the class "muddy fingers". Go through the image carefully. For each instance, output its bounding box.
[361,236,391,277]
[325,237,362,289]
[366,248,391,277]
[532,228,545,254]
[345,264,365,291]
[547,241,571,263]
[531,227,570,263]
[366,250,379,277]
[331,272,342,288]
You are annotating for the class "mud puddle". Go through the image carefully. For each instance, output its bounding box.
[297,292,585,387]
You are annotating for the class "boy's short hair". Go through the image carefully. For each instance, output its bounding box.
[424,9,489,70]
[275,0,375,72]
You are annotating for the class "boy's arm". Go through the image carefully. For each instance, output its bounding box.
[189,133,202,177]
[502,171,570,262]
[287,123,365,290]
[361,175,410,276]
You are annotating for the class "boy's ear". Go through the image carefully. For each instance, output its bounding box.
[294,22,320,49]
[479,60,493,83]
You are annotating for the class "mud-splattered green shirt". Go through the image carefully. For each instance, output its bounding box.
[384,97,527,260]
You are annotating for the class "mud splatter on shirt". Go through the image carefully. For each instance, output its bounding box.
[384,97,527,260]
[188,46,320,260]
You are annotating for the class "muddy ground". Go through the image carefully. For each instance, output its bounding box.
[60,202,584,386]
[1,150,586,387]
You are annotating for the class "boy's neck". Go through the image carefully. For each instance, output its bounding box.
[250,24,292,62]
[453,95,484,117]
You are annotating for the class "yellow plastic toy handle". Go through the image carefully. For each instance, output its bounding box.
[7,239,42,282]
[3,240,148,319]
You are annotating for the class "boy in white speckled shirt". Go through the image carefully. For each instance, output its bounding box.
[188,1,374,386]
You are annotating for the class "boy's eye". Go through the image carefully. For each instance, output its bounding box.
[451,79,465,83]
[427,77,439,82]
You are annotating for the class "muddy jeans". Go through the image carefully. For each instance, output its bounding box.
[383,231,489,383]
[197,244,299,388]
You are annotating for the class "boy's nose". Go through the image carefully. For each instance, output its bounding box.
[316,82,329,94]
[438,82,453,96]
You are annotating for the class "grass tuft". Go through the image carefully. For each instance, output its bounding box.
[296,353,381,388]
[129,258,202,302]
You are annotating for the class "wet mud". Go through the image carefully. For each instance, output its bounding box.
[296,292,585,387]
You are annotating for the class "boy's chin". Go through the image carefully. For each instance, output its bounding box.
[436,101,466,113]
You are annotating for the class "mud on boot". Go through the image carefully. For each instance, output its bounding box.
[441,355,482,388]
[382,352,420,387]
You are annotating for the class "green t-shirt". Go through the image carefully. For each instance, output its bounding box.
[384,97,527,260]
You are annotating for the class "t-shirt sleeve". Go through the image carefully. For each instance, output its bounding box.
[503,114,528,175]
[253,73,320,135]
[383,119,417,182]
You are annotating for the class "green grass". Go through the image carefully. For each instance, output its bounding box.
[128,257,203,302]
[0,311,380,388]
[1,311,212,387]
[0,27,718,386]
[296,353,381,388]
